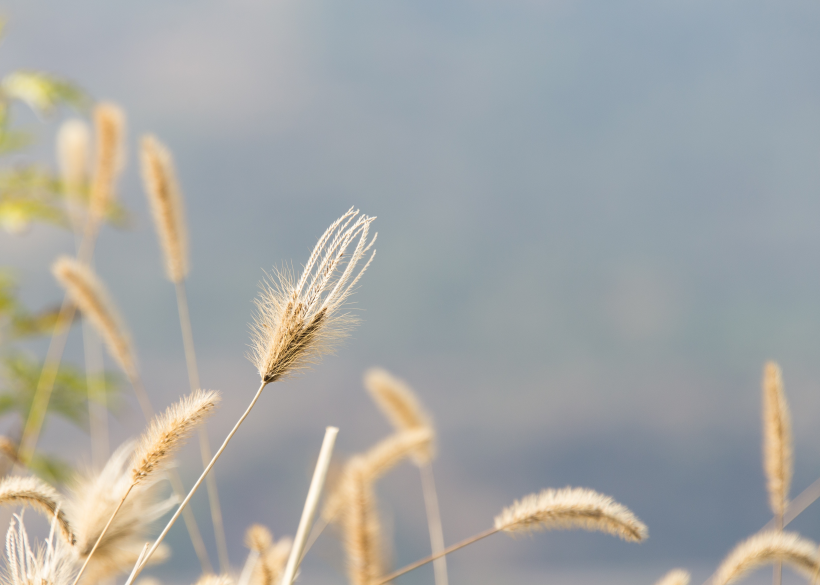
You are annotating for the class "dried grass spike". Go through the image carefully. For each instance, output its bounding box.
[245,524,273,553]
[3,513,78,585]
[0,476,75,544]
[654,569,690,585]
[89,102,125,221]
[763,361,793,520]
[52,256,135,378]
[250,208,377,383]
[342,458,383,585]
[250,537,291,585]
[194,574,234,585]
[131,389,220,484]
[140,135,189,283]
[713,531,818,585]
[493,486,647,542]
[57,119,90,200]
[363,428,434,481]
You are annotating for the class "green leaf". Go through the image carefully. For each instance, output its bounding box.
[1,71,88,116]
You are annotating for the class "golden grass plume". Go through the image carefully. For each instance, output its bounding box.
[0,476,74,545]
[140,135,189,283]
[713,531,818,585]
[244,528,291,585]
[250,207,376,384]
[2,513,78,585]
[341,458,383,585]
[654,569,690,585]
[88,103,125,222]
[245,524,273,553]
[52,256,135,378]
[65,443,173,585]
[493,486,647,542]
[364,368,434,464]
[131,389,220,485]
[762,361,793,521]
[57,119,90,200]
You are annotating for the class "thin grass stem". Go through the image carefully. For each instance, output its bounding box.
[126,380,270,585]
[282,427,339,585]
[420,462,448,585]
[375,527,499,585]
[176,279,230,572]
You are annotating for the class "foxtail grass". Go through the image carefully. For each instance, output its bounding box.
[3,512,78,585]
[71,390,219,585]
[0,477,74,544]
[140,133,229,571]
[713,531,819,585]
[124,210,376,585]
[655,569,691,585]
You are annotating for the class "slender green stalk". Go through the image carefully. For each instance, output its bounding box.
[126,380,270,585]
[175,279,230,572]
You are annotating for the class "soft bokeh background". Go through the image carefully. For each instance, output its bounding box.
[3,1,820,584]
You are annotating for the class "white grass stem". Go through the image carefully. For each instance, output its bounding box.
[237,550,259,585]
[420,462,448,585]
[282,426,339,585]
[126,380,270,585]
[176,279,230,572]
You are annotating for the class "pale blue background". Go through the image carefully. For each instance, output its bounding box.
[3,2,820,584]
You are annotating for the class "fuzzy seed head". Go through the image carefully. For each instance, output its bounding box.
[52,256,135,378]
[2,513,78,585]
[140,135,189,283]
[762,361,793,520]
[341,458,383,585]
[244,525,272,553]
[194,575,233,585]
[250,208,376,384]
[57,119,90,201]
[493,487,647,542]
[88,103,125,222]
[713,531,819,585]
[364,368,434,464]
[654,569,690,585]
[249,536,291,585]
[131,389,220,485]
[0,477,74,545]
[66,443,173,585]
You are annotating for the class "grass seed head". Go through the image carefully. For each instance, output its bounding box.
[654,569,690,585]
[341,458,383,585]
[250,208,376,384]
[762,361,793,520]
[493,486,648,542]
[713,531,819,585]
[2,513,78,585]
[140,135,189,283]
[0,477,74,545]
[88,103,125,223]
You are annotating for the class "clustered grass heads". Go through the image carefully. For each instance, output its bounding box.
[0,477,74,545]
[251,208,377,384]
[713,531,819,585]
[494,487,648,542]
[71,390,220,585]
[65,444,173,585]
[654,569,690,585]
[2,513,78,585]
[51,257,135,380]
[140,135,188,283]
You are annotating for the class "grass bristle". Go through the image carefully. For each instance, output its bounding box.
[713,531,819,585]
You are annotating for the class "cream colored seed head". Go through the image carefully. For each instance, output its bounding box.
[762,361,793,520]
[250,208,376,384]
[363,428,434,480]
[244,524,273,553]
[654,569,690,585]
[0,476,75,545]
[89,102,125,222]
[131,389,221,485]
[52,256,135,378]
[140,135,189,283]
[341,458,383,585]
[249,536,291,585]
[494,486,647,542]
[2,513,79,585]
[713,531,819,585]
[57,119,90,201]
[194,574,234,585]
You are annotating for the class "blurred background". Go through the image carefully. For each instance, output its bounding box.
[2,1,820,584]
